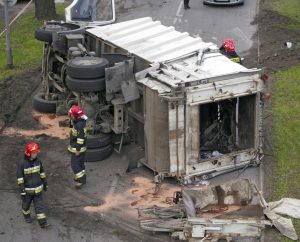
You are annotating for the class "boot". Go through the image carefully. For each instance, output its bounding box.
[40,221,50,228]
[75,182,84,189]
[24,216,33,223]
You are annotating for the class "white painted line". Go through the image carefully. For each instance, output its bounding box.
[173,0,184,25]
[176,0,183,17]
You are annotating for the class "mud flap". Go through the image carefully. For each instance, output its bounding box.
[105,59,140,103]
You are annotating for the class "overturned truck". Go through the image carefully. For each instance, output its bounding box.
[34,16,265,181]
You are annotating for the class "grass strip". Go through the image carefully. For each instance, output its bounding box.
[0,3,66,83]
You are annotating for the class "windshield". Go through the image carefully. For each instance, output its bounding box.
[65,0,115,26]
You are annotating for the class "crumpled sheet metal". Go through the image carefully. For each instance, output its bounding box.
[264,198,300,241]
[264,208,298,241]
[268,198,300,220]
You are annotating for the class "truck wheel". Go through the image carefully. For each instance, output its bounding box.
[35,22,84,43]
[66,75,106,92]
[87,132,113,149]
[85,144,113,162]
[66,57,109,79]
[35,28,53,43]
[33,93,57,113]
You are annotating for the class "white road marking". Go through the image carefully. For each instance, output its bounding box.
[173,0,184,25]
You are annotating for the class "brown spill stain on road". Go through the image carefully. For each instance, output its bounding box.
[84,176,179,220]
[2,111,69,139]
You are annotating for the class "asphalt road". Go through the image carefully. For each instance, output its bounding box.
[118,0,259,55]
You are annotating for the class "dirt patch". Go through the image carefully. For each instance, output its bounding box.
[0,69,40,126]
[246,5,300,72]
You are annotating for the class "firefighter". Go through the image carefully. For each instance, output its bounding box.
[68,105,88,188]
[183,0,190,9]
[219,39,242,64]
[16,142,49,228]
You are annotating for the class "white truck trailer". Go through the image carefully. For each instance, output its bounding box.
[34,16,265,181]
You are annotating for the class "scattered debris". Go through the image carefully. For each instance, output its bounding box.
[139,179,300,241]
[269,198,300,219]
[284,41,293,49]
[254,184,299,240]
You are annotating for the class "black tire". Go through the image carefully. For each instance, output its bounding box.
[66,75,106,92]
[66,57,109,79]
[35,28,53,43]
[35,22,84,43]
[87,132,113,149]
[33,93,57,113]
[85,144,113,162]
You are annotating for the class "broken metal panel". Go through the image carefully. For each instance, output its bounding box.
[121,80,140,103]
[183,179,253,216]
[168,102,185,175]
[137,78,171,94]
[186,75,262,106]
[187,219,268,240]
[105,62,126,94]
[105,59,139,103]
[263,208,298,241]
[138,179,272,241]
[184,179,269,240]
[268,198,300,220]
[186,149,256,177]
[143,87,170,171]
[189,222,265,238]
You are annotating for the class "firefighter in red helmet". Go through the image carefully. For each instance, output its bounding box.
[16,143,50,228]
[219,39,242,64]
[68,105,88,188]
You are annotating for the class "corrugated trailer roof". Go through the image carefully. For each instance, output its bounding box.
[87,17,217,63]
[87,17,260,85]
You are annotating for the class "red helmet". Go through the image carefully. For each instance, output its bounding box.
[222,39,235,53]
[69,105,85,120]
[25,142,41,157]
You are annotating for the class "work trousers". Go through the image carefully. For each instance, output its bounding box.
[71,152,86,186]
[21,193,46,225]
[184,0,190,7]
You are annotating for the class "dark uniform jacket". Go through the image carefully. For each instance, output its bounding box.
[220,47,242,64]
[16,156,47,195]
[68,118,87,153]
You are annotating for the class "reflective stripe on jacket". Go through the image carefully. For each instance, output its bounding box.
[69,118,87,153]
[16,156,47,194]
